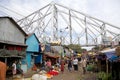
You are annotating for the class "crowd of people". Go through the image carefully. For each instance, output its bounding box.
[0,55,91,80]
[39,56,88,75]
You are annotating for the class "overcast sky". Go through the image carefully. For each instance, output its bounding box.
[0,0,120,27]
[0,0,120,50]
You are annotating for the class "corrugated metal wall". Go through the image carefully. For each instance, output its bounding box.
[0,18,25,44]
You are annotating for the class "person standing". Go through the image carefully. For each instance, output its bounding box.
[81,58,87,74]
[73,57,78,71]
[60,59,65,73]
[12,61,17,76]
[41,60,46,70]
[0,61,7,80]
[46,59,51,71]
[67,58,72,72]
[16,61,23,76]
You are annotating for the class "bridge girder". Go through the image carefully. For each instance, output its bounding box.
[17,2,120,46]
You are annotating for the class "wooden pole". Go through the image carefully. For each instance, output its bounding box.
[4,45,7,64]
[106,59,108,74]
[5,57,7,64]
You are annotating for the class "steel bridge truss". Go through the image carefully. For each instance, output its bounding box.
[17,2,120,46]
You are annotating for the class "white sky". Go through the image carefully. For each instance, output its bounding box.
[0,0,120,50]
[0,0,120,27]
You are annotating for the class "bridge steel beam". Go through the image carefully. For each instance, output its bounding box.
[17,2,120,46]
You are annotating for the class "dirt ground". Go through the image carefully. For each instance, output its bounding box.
[48,64,97,80]
[6,64,97,80]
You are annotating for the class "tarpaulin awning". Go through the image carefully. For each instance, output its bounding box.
[100,48,118,61]
[105,51,116,59]
[100,48,115,53]
[109,56,119,61]
[45,54,59,58]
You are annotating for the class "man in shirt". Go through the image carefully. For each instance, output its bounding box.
[81,58,87,74]
[12,61,17,76]
[73,57,78,71]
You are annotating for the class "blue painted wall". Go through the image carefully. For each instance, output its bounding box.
[26,34,39,52]
[25,34,40,69]
[26,52,32,69]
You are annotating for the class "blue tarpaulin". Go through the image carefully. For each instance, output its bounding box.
[45,44,51,52]
[109,56,119,61]
[105,51,116,59]
[101,48,119,61]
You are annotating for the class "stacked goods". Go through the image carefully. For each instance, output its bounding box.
[47,70,59,76]
[116,46,120,56]
[31,74,47,80]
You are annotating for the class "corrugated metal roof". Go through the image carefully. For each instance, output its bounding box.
[0,16,27,36]
[0,40,27,46]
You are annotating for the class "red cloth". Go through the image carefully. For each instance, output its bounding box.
[47,70,59,76]
[7,46,14,50]
[7,46,22,51]
[16,46,22,51]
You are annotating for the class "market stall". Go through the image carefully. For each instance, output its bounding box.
[100,47,120,80]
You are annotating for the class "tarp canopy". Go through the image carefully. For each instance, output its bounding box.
[109,56,119,62]
[100,48,115,53]
[105,51,116,59]
[100,48,118,61]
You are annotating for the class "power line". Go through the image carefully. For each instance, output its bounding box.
[0,2,32,14]
[0,4,25,17]
[0,10,20,21]
[0,10,9,16]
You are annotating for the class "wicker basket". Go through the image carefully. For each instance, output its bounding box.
[116,46,120,56]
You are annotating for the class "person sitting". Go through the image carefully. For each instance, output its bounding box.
[32,64,37,71]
